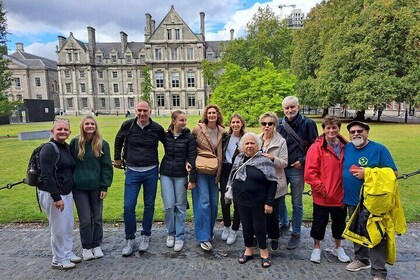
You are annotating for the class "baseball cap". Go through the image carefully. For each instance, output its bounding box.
[347,121,370,131]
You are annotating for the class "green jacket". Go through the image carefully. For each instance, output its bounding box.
[70,137,113,191]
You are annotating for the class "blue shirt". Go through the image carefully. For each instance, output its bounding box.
[343,141,397,206]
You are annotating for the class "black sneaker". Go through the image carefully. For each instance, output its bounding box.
[279,223,291,236]
[287,233,300,250]
[270,239,279,251]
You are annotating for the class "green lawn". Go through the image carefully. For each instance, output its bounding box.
[0,115,419,223]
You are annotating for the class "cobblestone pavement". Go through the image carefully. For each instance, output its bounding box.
[0,222,419,280]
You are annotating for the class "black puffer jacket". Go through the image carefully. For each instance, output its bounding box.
[159,128,197,182]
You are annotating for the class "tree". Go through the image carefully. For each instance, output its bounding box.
[210,62,296,126]
[0,2,14,117]
[140,66,152,104]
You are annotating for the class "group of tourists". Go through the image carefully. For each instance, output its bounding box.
[38,96,401,280]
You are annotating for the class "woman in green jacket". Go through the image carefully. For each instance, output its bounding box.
[70,116,113,261]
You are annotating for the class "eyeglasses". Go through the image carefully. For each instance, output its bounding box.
[261,122,274,127]
[349,129,365,135]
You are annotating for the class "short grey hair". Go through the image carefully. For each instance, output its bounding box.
[238,132,262,152]
[282,96,299,108]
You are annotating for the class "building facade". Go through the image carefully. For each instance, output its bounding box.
[4,43,59,107]
[56,6,223,116]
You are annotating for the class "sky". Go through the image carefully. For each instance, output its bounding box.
[4,0,321,60]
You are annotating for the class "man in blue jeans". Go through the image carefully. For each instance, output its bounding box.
[114,101,165,256]
[277,96,318,249]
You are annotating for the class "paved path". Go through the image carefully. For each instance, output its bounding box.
[0,222,419,280]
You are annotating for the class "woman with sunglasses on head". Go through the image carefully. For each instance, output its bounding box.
[70,116,113,261]
[38,118,80,270]
[258,112,288,251]
[220,114,246,245]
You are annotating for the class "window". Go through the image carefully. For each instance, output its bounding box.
[99,83,105,93]
[113,83,119,93]
[175,29,180,40]
[188,95,196,107]
[157,94,165,107]
[67,98,74,108]
[187,48,193,60]
[140,54,145,63]
[35,78,41,87]
[67,53,72,62]
[15,77,21,87]
[100,98,106,108]
[79,70,85,78]
[112,71,118,78]
[128,97,135,108]
[111,55,117,63]
[96,55,103,63]
[172,95,180,107]
[127,71,133,78]
[154,48,162,60]
[171,48,177,60]
[125,55,132,63]
[73,53,79,61]
[51,83,56,92]
[16,94,23,101]
[171,72,179,88]
[97,70,104,79]
[167,29,172,40]
[114,98,120,108]
[64,70,70,79]
[65,83,71,93]
[80,83,86,93]
[128,83,133,93]
[155,72,164,88]
[187,72,195,87]
[81,98,88,108]
[36,94,42,99]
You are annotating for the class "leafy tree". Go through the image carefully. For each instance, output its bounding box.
[210,62,296,126]
[0,2,14,117]
[140,66,152,104]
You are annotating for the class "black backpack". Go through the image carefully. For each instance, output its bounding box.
[26,142,60,187]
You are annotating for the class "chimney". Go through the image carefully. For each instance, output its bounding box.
[120,31,127,53]
[87,26,96,59]
[200,12,205,40]
[58,36,66,49]
[151,20,155,34]
[16,43,24,52]
[230,29,234,40]
[145,13,152,40]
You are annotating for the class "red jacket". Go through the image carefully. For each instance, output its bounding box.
[304,134,347,207]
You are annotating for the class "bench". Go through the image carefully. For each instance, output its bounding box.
[18,130,51,141]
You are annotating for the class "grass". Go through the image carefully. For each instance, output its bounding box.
[0,115,419,223]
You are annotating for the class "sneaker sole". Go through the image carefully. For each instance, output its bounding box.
[310,259,321,264]
[51,264,76,270]
[346,264,371,272]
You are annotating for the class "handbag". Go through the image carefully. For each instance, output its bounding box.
[196,151,219,175]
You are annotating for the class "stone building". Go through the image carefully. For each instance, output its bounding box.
[4,43,59,107]
[56,6,224,116]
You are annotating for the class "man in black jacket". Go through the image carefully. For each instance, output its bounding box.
[114,101,165,256]
[277,96,318,249]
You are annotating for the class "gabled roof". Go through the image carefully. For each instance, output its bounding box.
[6,51,57,70]
[206,41,225,57]
[95,42,145,58]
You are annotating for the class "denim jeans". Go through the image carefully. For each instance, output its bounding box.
[284,168,304,234]
[160,175,188,240]
[278,195,289,226]
[191,173,219,242]
[124,167,158,239]
[73,189,103,249]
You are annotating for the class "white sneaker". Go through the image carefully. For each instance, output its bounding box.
[174,240,184,252]
[221,226,230,241]
[166,236,175,248]
[139,235,151,252]
[346,260,371,271]
[82,248,94,261]
[122,239,136,256]
[332,247,351,263]
[310,248,321,264]
[51,259,76,270]
[68,251,82,263]
[226,230,238,245]
[93,246,104,259]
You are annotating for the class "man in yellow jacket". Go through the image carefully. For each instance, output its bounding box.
[342,121,398,280]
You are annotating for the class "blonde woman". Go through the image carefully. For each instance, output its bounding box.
[70,116,113,261]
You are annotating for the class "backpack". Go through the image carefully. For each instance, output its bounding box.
[25,142,60,187]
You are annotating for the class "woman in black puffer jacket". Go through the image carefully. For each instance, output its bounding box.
[159,110,196,252]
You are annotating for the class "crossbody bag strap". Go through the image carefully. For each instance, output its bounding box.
[281,118,307,152]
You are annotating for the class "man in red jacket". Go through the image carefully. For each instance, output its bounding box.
[304,115,350,264]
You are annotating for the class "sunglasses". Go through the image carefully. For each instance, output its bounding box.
[261,122,274,126]
[349,129,365,135]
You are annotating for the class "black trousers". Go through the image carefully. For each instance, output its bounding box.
[220,163,240,230]
[238,204,267,249]
[266,197,280,239]
[310,203,347,241]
